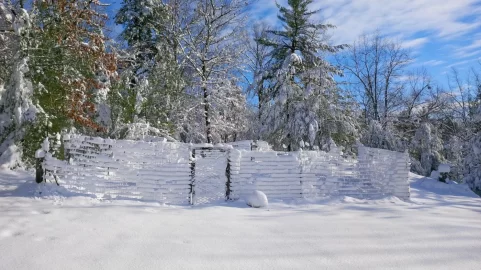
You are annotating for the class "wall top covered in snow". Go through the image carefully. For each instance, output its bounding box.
[41,136,410,204]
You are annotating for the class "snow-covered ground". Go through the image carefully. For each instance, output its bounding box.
[1,170,480,270]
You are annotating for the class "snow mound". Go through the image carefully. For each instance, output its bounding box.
[438,163,451,173]
[246,190,268,208]
[430,170,440,180]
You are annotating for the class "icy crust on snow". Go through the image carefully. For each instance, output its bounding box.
[42,136,411,205]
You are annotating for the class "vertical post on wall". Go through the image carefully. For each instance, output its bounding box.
[225,149,231,201]
[189,149,196,205]
[251,140,258,151]
[35,157,44,184]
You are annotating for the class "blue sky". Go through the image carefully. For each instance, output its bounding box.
[105,0,481,88]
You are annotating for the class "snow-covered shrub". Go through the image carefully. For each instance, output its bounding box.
[362,120,405,152]
[246,191,268,208]
[442,136,464,181]
[430,170,440,180]
[410,122,443,176]
[428,164,451,183]
[438,164,450,173]
[110,120,175,142]
[436,164,450,183]
[0,144,22,170]
[464,134,481,192]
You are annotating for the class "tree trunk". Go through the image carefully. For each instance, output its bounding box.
[202,63,211,143]
[286,94,291,152]
[384,87,388,122]
[258,88,262,140]
[203,86,211,143]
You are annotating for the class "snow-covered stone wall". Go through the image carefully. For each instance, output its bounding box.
[42,136,410,204]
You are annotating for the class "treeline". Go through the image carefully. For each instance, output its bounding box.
[0,0,480,193]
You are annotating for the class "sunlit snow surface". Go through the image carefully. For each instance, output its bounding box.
[0,170,480,270]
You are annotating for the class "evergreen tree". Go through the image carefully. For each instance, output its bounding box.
[258,0,347,151]
[0,1,18,86]
[113,0,188,139]
[0,6,35,168]
[115,0,162,77]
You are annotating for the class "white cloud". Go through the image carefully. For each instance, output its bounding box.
[249,0,481,74]
[315,0,481,44]
[248,1,281,27]
[420,60,446,67]
[251,0,481,44]
[446,58,479,68]
[402,38,429,49]
[453,39,481,59]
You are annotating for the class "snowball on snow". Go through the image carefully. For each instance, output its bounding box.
[438,164,451,173]
[246,191,268,208]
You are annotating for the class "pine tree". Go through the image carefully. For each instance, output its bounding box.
[0,6,36,168]
[115,0,162,77]
[114,0,188,139]
[258,0,347,151]
[0,1,18,85]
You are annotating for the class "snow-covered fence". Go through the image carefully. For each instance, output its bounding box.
[228,146,410,200]
[42,135,192,204]
[41,136,410,204]
[357,147,411,199]
[298,147,410,199]
[191,147,229,204]
[229,151,303,200]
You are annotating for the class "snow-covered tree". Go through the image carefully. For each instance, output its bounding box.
[114,0,189,139]
[180,0,251,143]
[115,0,166,77]
[0,5,36,168]
[0,1,117,166]
[244,23,273,139]
[410,122,443,176]
[361,120,405,152]
[257,0,347,151]
[0,1,18,85]
[463,82,481,192]
[178,76,250,143]
[176,0,251,143]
